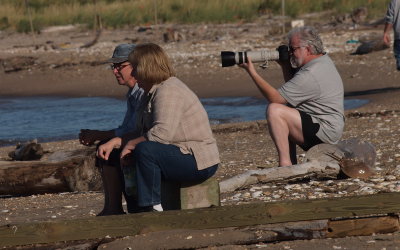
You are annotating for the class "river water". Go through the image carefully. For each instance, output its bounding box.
[0,96,368,146]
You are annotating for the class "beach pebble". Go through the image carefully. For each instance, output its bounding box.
[385,175,396,181]
[251,191,263,198]
[243,192,251,198]
[359,186,375,194]
[232,193,242,200]
[345,185,360,192]
[370,178,385,183]
[249,187,262,192]
[263,191,271,196]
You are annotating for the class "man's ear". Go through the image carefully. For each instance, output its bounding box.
[305,45,312,55]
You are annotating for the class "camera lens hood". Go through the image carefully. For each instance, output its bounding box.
[221,51,236,67]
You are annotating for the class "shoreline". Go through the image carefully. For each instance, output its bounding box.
[1,89,398,148]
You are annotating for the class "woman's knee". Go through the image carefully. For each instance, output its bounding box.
[133,141,158,159]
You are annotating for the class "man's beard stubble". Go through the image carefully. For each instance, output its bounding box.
[290,55,303,69]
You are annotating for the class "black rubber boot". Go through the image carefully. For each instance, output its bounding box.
[97,164,125,216]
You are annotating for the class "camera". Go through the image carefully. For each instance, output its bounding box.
[221,45,289,67]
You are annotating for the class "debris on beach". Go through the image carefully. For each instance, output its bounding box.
[8,140,44,161]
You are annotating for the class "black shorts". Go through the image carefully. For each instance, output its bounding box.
[299,111,323,151]
[95,139,122,168]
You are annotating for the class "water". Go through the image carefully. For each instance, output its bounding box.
[0,96,368,146]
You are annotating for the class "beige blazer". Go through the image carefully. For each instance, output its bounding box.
[137,77,220,170]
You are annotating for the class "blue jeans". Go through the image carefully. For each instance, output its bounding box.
[394,39,400,71]
[131,141,218,207]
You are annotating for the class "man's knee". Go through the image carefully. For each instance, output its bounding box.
[266,103,286,120]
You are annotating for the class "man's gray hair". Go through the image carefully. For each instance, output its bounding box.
[288,26,324,55]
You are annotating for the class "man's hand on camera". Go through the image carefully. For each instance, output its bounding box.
[79,129,114,146]
[238,56,256,73]
[276,58,291,68]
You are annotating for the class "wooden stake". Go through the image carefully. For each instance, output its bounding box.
[282,0,285,34]
[154,0,158,25]
[24,0,36,45]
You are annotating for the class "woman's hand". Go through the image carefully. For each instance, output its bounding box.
[120,136,146,159]
[96,137,121,160]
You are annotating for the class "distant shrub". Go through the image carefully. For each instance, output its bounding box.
[0,0,391,32]
[16,19,36,33]
[0,17,10,30]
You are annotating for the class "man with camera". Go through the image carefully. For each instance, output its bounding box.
[240,26,344,167]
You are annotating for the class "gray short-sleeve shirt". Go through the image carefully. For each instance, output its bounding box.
[278,54,345,144]
[385,0,400,40]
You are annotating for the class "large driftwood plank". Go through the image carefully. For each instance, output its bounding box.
[0,148,101,195]
[1,192,400,247]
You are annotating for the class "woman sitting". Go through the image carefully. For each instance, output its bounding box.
[98,43,220,212]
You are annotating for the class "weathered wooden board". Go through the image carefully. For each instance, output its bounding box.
[100,220,329,249]
[327,216,400,238]
[1,192,400,247]
[101,217,400,249]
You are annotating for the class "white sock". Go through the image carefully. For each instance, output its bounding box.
[153,204,163,212]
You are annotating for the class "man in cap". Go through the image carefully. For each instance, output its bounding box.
[79,44,144,215]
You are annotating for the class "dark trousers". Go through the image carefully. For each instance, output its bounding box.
[132,141,218,207]
[394,39,400,71]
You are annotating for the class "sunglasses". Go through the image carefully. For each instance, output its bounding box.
[111,63,130,71]
[289,46,306,53]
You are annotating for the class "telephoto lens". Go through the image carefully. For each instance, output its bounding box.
[221,45,289,67]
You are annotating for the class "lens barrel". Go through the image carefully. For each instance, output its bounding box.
[221,45,289,67]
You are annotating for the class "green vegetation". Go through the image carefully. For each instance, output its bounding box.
[0,0,391,32]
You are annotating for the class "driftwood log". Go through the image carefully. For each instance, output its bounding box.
[220,139,376,193]
[220,160,340,193]
[0,147,101,195]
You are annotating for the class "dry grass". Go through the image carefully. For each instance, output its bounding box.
[0,0,390,32]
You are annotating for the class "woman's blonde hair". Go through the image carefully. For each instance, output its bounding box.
[128,43,175,85]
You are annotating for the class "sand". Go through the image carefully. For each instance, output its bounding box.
[1,20,400,249]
